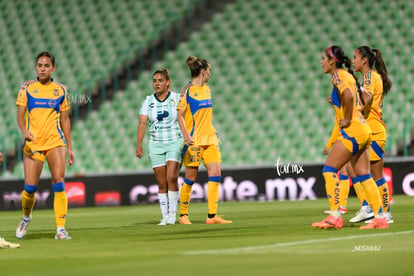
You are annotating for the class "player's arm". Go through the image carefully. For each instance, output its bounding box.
[339,88,353,128]
[177,109,193,145]
[361,88,373,119]
[136,115,148,159]
[16,106,34,142]
[60,110,74,165]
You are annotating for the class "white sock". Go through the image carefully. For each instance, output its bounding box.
[158,193,168,218]
[167,190,179,216]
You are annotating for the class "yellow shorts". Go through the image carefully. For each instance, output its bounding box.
[23,144,64,162]
[369,131,386,161]
[339,129,372,155]
[182,144,221,167]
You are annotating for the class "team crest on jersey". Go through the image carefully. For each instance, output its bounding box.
[54,89,59,96]
[364,79,371,85]
[335,78,342,85]
[33,89,39,94]
[169,99,176,106]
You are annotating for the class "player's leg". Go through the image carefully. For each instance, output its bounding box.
[179,145,201,224]
[16,150,43,239]
[204,145,231,224]
[46,146,71,239]
[312,140,352,229]
[351,149,388,229]
[165,160,181,224]
[153,165,169,225]
[338,165,349,214]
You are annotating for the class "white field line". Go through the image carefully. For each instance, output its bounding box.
[184,230,414,255]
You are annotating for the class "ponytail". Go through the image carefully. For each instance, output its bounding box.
[372,49,392,95]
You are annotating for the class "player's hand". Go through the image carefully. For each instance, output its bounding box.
[325,96,333,105]
[0,151,3,163]
[322,147,329,155]
[184,134,194,145]
[136,145,143,159]
[339,118,351,128]
[24,130,35,142]
[66,148,74,166]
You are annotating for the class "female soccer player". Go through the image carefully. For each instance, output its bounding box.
[177,56,232,225]
[15,52,74,240]
[312,46,387,230]
[136,68,183,225]
[0,152,20,249]
[351,46,393,223]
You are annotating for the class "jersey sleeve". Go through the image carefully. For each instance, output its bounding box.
[332,71,352,96]
[139,96,149,115]
[16,83,28,107]
[60,85,70,112]
[177,86,189,111]
[362,71,374,95]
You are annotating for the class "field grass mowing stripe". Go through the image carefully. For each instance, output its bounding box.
[184,230,414,255]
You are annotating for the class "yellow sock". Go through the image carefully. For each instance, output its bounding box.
[54,192,68,228]
[376,178,390,213]
[359,175,382,215]
[207,181,219,215]
[180,180,194,216]
[322,166,340,213]
[351,178,367,207]
[22,190,36,217]
[338,174,349,209]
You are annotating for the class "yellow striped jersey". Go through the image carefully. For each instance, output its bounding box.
[177,82,218,146]
[362,70,386,134]
[16,78,70,151]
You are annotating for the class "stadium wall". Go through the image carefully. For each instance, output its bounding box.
[0,160,413,211]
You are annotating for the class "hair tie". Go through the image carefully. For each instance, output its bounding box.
[326,46,341,64]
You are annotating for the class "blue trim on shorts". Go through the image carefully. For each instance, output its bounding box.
[371,141,384,159]
[52,182,65,192]
[24,184,38,193]
[376,177,387,187]
[181,144,189,157]
[340,129,359,155]
[322,165,338,173]
[208,176,221,183]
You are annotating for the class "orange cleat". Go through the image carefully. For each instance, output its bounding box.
[359,217,388,229]
[312,215,343,229]
[206,215,232,224]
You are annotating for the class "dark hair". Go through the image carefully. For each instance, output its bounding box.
[36,51,55,66]
[186,56,209,78]
[153,68,171,90]
[356,46,392,96]
[326,45,364,103]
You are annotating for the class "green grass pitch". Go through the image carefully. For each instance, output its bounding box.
[1,195,413,275]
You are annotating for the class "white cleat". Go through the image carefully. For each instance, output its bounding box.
[0,237,20,249]
[16,215,32,239]
[55,228,72,240]
[349,207,374,223]
[157,217,168,226]
[166,214,176,225]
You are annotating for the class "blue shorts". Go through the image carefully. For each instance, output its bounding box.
[148,138,183,168]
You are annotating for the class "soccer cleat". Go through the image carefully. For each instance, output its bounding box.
[360,217,388,229]
[339,206,347,214]
[0,237,20,249]
[206,215,232,224]
[349,207,374,223]
[55,228,72,240]
[312,215,343,229]
[166,214,176,225]
[157,217,168,226]
[365,212,394,224]
[16,215,32,239]
[179,215,192,225]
